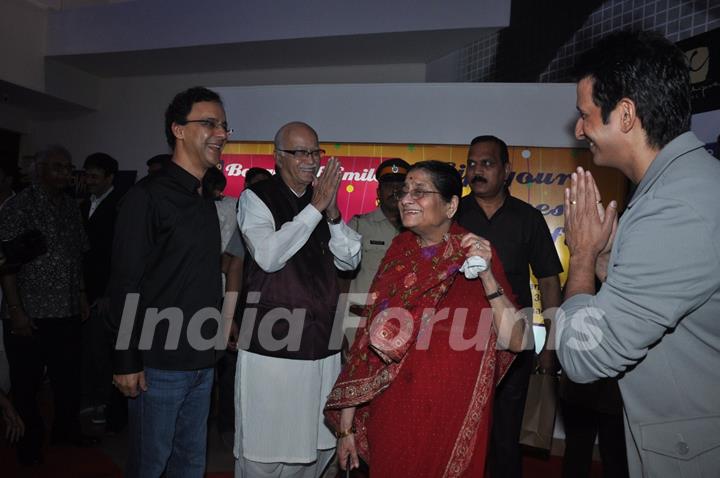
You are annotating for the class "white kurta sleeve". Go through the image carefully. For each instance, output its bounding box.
[237,190,362,273]
[237,190,322,273]
[328,221,362,271]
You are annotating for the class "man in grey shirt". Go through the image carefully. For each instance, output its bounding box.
[558,31,720,477]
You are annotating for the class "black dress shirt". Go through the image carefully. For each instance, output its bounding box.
[109,161,222,374]
[457,195,563,309]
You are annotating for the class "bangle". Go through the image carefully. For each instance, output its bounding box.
[335,426,355,439]
[327,213,342,225]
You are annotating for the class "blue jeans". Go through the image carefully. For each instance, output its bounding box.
[126,367,214,478]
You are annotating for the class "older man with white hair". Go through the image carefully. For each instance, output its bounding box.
[234,121,361,478]
[0,145,91,465]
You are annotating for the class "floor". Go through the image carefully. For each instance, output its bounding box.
[1,423,603,478]
[95,416,236,474]
[0,380,236,477]
[0,383,604,477]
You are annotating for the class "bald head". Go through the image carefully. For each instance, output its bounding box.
[273,121,322,195]
[274,121,318,150]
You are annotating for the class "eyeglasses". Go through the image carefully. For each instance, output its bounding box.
[48,162,74,172]
[276,149,325,159]
[180,118,233,136]
[467,159,497,168]
[393,188,443,201]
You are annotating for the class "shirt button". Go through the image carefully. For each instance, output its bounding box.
[676,441,689,456]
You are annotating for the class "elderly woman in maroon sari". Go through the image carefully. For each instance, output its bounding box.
[325,161,528,477]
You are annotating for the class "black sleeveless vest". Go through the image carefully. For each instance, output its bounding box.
[238,175,341,360]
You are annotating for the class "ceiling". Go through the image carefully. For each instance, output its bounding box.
[3,0,505,115]
[0,78,91,116]
[51,28,497,78]
[19,0,137,11]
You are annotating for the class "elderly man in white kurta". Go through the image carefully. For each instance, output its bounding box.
[234,122,361,478]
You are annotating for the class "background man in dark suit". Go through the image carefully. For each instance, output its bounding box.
[80,152,124,432]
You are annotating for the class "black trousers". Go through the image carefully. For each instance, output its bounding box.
[81,306,112,407]
[3,316,82,461]
[216,350,236,435]
[561,398,629,478]
[80,306,127,432]
[488,349,534,478]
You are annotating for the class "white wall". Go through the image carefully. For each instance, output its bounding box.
[47,0,510,55]
[0,103,32,134]
[0,0,48,92]
[0,0,101,119]
[28,63,427,171]
[216,82,583,147]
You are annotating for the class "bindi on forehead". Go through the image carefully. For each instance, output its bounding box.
[406,180,432,189]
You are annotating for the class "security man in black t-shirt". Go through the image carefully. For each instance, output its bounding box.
[457,135,563,478]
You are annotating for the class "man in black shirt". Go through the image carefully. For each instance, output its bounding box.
[456,135,562,478]
[109,87,229,477]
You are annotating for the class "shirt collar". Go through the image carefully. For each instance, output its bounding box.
[275,173,309,198]
[165,160,202,193]
[627,132,705,209]
[369,207,388,222]
[90,185,114,204]
[465,193,510,220]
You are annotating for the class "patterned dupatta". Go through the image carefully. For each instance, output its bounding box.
[325,223,473,458]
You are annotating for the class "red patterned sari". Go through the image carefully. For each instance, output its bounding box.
[325,223,516,477]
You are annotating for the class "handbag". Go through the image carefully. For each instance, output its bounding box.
[519,371,558,450]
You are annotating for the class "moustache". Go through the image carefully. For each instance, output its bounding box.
[470,176,488,184]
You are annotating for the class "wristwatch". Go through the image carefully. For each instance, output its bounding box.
[486,286,504,301]
[326,213,342,225]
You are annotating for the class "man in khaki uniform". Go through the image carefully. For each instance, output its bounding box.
[345,158,409,344]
